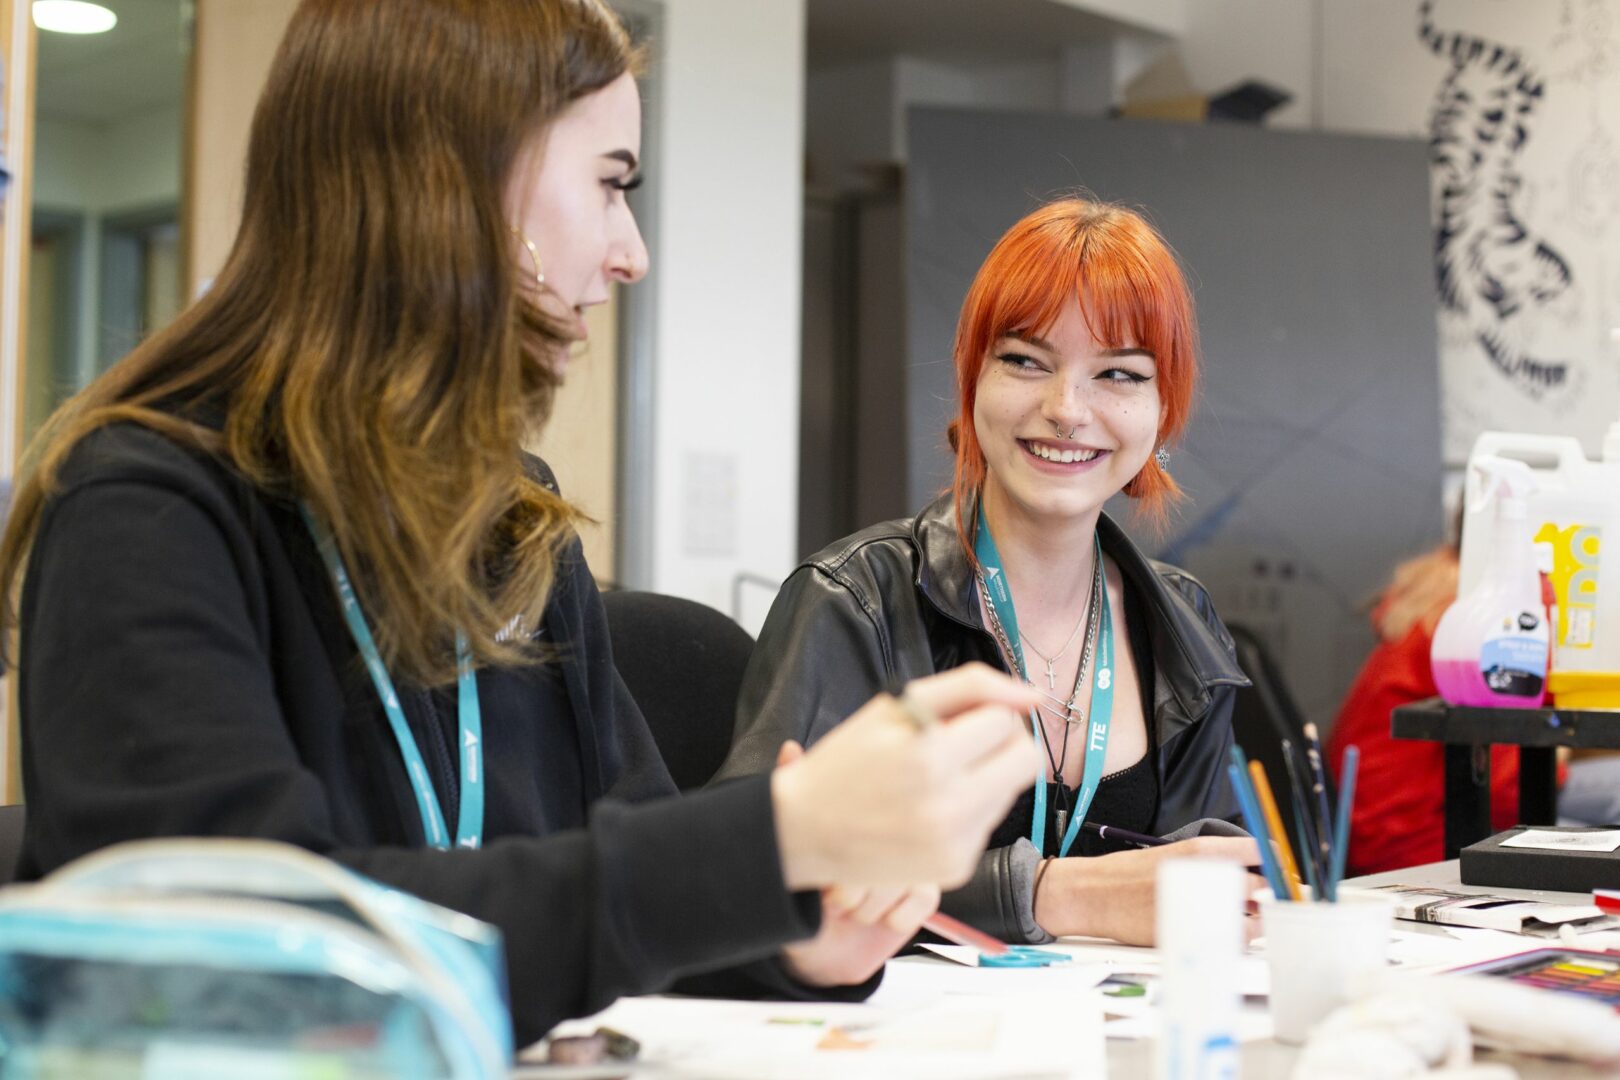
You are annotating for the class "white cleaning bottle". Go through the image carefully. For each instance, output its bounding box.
[1432,456,1548,708]
[1459,424,1620,707]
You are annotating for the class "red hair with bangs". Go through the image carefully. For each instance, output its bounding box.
[949,197,1198,556]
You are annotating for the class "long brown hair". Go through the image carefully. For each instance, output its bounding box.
[0,0,637,685]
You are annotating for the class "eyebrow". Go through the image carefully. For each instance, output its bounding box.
[1005,331,1052,350]
[1001,332,1153,359]
[603,149,640,171]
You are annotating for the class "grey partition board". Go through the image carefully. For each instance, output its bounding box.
[905,107,1440,729]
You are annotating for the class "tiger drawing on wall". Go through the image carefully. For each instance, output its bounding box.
[1420,0,1575,401]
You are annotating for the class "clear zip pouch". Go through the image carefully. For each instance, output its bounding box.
[0,838,511,1078]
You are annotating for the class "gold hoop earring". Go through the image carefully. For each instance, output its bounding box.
[510,227,545,287]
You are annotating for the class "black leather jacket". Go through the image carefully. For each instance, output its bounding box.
[715,492,1250,941]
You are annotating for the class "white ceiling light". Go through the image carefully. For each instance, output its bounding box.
[32,1,118,35]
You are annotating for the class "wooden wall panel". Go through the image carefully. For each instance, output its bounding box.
[1,0,36,803]
[185,0,298,298]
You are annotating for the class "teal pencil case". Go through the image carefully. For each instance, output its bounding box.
[0,838,511,1078]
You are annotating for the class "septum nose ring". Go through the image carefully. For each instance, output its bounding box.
[1051,420,1076,440]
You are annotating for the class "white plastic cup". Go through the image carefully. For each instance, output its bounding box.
[1260,892,1394,1044]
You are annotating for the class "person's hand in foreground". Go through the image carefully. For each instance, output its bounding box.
[774,739,941,987]
[770,663,1041,892]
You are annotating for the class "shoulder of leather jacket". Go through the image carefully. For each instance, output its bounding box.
[803,489,1251,741]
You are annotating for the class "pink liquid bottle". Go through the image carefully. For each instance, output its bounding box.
[1431,457,1549,708]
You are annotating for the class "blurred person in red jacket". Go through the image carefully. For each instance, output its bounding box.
[1328,544,1620,876]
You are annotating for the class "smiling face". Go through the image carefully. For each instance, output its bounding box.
[506,71,649,362]
[972,296,1165,530]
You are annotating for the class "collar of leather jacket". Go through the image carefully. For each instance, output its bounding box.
[909,490,1250,738]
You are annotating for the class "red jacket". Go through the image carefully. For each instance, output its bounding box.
[1326,619,1526,876]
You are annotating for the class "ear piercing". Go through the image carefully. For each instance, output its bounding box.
[510,226,545,287]
[1155,447,1171,470]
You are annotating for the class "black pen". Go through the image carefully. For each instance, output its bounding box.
[1082,821,1169,848]
[1084,821,1266,878]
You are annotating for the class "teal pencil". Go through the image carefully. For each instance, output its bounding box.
[1329,746,1359,895]
[1228,760,1288,900]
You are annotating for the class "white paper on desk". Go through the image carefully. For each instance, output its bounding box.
[537,993,1104,1079]
[1501,828,1620,852]
[1384,927,1536,974]
[874,953,1114,1008]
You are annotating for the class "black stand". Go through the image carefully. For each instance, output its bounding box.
[1391,698,1620,859]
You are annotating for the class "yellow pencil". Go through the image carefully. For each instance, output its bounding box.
[1249,760,1304,901]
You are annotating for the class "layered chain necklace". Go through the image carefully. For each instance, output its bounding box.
[978,551,1102,839]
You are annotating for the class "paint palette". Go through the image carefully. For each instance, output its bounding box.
[1450,948,1620,1009]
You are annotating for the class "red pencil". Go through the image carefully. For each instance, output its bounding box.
[923,912,1010,956]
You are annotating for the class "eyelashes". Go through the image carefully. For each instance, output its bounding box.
[607,174,644,193]
[994,353,1153,384]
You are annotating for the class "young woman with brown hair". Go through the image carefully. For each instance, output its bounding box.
[720,198,1261,946]
[0,0,1039,1043]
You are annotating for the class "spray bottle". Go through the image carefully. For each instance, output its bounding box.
[1432,456,1549,708]
[1459,424,1620,706]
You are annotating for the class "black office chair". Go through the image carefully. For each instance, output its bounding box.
[1226,623,1332,859]
[601,590,755,791]
[0,803,25,887]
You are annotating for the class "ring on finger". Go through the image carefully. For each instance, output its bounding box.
[895,689,939,732]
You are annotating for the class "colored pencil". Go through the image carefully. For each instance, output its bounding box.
[1289,784,1325,901]
[1249,760,1304,901]
[1329,746,1359,896]
[1280,738,1328,899]
[923,912,1010,956]
[1301,722,1337,886]
[1228,761,1288,900]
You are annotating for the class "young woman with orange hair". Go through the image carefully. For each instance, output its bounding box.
[719,198,1259,945]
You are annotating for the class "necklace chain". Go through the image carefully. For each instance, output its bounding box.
[978,550,1103,728]
[1020,597,1090,691]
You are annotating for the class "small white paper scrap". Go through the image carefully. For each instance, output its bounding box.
[1501,829,1620,852]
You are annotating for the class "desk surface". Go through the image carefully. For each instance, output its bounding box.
[526,862,1609,1078]
[1104,861,1604,1079]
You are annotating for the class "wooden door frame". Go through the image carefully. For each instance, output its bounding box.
[1,0,36,803]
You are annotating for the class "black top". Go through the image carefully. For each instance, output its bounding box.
[17,424,836,1045]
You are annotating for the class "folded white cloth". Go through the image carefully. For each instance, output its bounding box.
[1294,970,1620,1077]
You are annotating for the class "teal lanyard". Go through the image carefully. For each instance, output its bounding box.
[975,519,1114,859]
[302,508,485,850]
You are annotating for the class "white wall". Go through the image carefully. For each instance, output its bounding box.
[1175,0,1314,127]
[1175,0,1620,461]
[648,0,807,627]
[32,105,181,383]
[32,117,100,209]
[34,105,181,213]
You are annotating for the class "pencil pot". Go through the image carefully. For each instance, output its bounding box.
[1259,892,1393,1044]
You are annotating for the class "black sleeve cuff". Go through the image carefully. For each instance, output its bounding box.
[938,840,1054,945]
